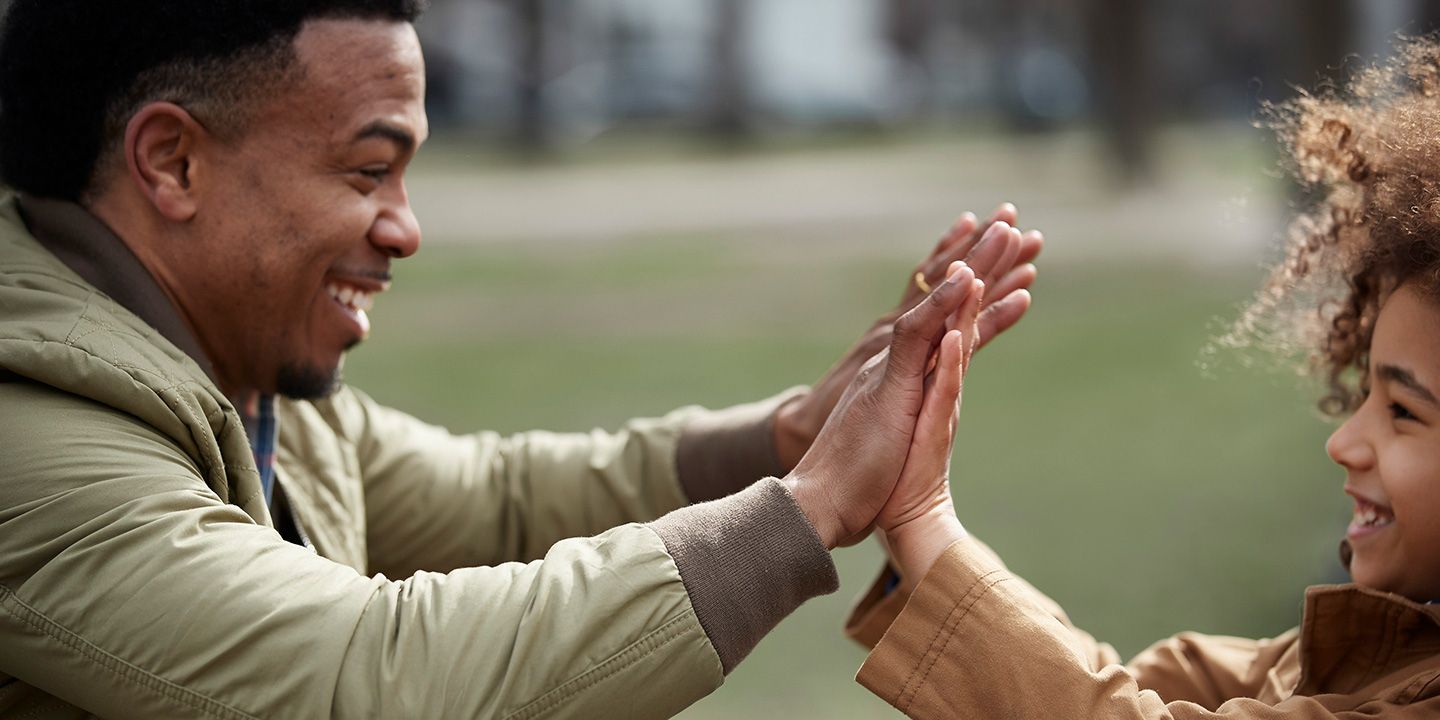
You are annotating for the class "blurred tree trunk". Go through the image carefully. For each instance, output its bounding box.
[1298,0,1350,77]
[1423,0,1440,34]
[706,0,751,140]
[887,0,937,115]
[888,0,934,67]
[514,0,549,153]
[1082,0,1153,186]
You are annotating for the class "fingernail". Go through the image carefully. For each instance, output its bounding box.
[946,260,969,282]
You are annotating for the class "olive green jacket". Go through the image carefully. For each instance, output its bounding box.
[0,194,836,719]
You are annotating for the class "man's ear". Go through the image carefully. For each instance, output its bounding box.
[122,102,207,222]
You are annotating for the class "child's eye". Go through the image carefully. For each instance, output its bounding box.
[1389,402,1417,422]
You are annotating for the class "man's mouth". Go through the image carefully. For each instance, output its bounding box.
[326,282,375,312]
[326,281,376,337]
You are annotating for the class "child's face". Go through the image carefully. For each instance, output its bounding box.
[1327,283,1440,601]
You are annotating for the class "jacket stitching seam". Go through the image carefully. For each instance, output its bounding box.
[0,584,259,720]
[893,568,995,708]
[32,333,251,507]
[503,610,700,720]
[897,569,1008,712]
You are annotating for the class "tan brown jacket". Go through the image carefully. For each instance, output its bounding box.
[848,539,1440,718]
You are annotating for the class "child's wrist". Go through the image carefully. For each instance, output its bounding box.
[886,507,967,593]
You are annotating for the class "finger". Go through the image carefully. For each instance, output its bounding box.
[977,228,1023,291]
[955,221,1013,282]
[908,329,964,471]
[974,289,1033,351]
[887,262,976,383]
[1016,229,1044,265]
[906,214,977,304]
[986,262,1037,303]
[914,213,977,289]
[986,202,1018,230]
[957,279,985,370]
[949,204,1015,261]
[929,212,977,258]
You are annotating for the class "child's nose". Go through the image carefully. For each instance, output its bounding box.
[1326,414,1375,471]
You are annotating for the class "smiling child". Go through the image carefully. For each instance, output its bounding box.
[847,36,1440,719]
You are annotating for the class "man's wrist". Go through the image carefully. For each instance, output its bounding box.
[772,395,817,471]
[779,472,841,550]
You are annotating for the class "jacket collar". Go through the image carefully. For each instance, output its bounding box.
[16,194,218,385]
[1296,583,1440,696]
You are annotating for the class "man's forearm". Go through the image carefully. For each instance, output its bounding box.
[674,389,804,502]
[650,477,839,672]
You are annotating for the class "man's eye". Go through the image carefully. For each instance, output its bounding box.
[1390,402,1417,421]
[358,167,390,183]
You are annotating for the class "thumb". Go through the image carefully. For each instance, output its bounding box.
[886,262,976,384]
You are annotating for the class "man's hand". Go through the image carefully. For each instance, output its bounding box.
[875,277,980,590]
[773,204,1042,469]
[781,263,985,549]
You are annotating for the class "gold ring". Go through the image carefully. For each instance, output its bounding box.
[913,272,932,294]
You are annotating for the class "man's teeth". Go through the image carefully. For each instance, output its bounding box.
[326,283,374,312]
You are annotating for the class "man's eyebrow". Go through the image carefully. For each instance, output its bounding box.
[1377,363,1440,407]
[353,121,415,154]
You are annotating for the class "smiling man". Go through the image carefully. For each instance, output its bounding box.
[0,2,1040,718]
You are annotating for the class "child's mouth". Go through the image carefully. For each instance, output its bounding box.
[1347,497,1395,539]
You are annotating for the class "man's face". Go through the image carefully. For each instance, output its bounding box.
[1327,283,1440,601]
[185,18,427,398]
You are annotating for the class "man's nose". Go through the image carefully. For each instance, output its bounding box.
[1326,412,1374,471]
[370,184,421,259]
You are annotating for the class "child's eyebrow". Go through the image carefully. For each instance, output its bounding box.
[1377,363,1440,407]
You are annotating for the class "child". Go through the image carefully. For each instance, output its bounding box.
[850,37,1440,719]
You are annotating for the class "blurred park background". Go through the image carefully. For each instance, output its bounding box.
[342,1,1439,717]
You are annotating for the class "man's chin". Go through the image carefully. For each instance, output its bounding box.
[276,361,342,400]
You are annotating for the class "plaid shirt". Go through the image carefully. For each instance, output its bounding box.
[246,394,278,506]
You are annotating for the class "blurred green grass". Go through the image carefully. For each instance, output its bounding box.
[344,235,1343,718]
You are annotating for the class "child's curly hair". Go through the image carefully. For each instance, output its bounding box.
[1238,35,1440,415]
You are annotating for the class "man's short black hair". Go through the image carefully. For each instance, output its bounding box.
[0,0,427,201]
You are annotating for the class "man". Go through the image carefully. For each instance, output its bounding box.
[0,1,1040,718]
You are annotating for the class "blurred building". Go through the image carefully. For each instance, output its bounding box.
[417,0,1440,173]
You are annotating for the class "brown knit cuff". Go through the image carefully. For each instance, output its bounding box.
[649,477,838,674]
[674,388,805,502]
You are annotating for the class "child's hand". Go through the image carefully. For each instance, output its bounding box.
[876,275,984,590]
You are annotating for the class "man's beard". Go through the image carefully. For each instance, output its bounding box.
[276,361,342,400]
[274,338,359,400]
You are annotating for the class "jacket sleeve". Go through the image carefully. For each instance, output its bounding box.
[0,382,734,720]
[844,538,1122,671]
[325,385,797,576]
[854,539,1435,719]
